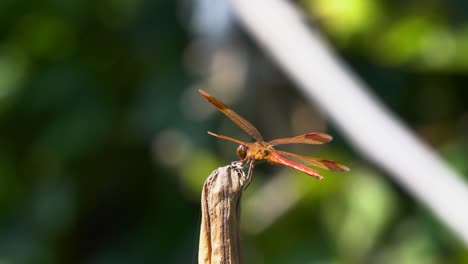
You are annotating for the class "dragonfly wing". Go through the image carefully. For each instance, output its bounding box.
[268,152,323,180]
[199,89,264,142]
[269,132,332,146]
[277,150,350,171]
[207,131,257,148]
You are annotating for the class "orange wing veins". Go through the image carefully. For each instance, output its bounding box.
[199,89,264,142]
[207,131,258,148]
[277,150,350,171]
[268,152,323,180]
[269,132,333,146]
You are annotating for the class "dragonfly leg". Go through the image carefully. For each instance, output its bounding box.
[242,160,255,191]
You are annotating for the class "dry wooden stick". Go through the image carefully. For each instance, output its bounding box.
[199,161,246,264]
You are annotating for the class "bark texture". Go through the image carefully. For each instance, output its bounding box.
[199,162,246,264]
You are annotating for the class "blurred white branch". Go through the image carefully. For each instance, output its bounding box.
[232,0,468,245]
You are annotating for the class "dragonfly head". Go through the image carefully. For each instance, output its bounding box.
[236,144,247,160]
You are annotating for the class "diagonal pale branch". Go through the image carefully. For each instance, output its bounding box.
[232,0,468,246]
[199,162,246,264]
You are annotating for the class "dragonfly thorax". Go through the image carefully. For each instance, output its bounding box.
[237,143,271,161]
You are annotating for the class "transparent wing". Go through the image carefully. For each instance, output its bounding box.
[207,131,257,148]
[199,89,264,142]
[277,150,350,171]
[268,152,323,180]
[269,132,332,146]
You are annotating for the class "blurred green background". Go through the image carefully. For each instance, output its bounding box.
[0,0,467,263]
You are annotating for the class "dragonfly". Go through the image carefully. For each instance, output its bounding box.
[199,89,349,188]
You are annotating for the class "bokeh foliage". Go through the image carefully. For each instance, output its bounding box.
[0,0,467,263]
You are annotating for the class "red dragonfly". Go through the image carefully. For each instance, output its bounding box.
[199,89,349,187]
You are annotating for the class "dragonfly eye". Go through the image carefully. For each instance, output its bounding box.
[236,144,247,160]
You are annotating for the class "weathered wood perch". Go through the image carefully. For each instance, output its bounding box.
[198,161,246,264]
